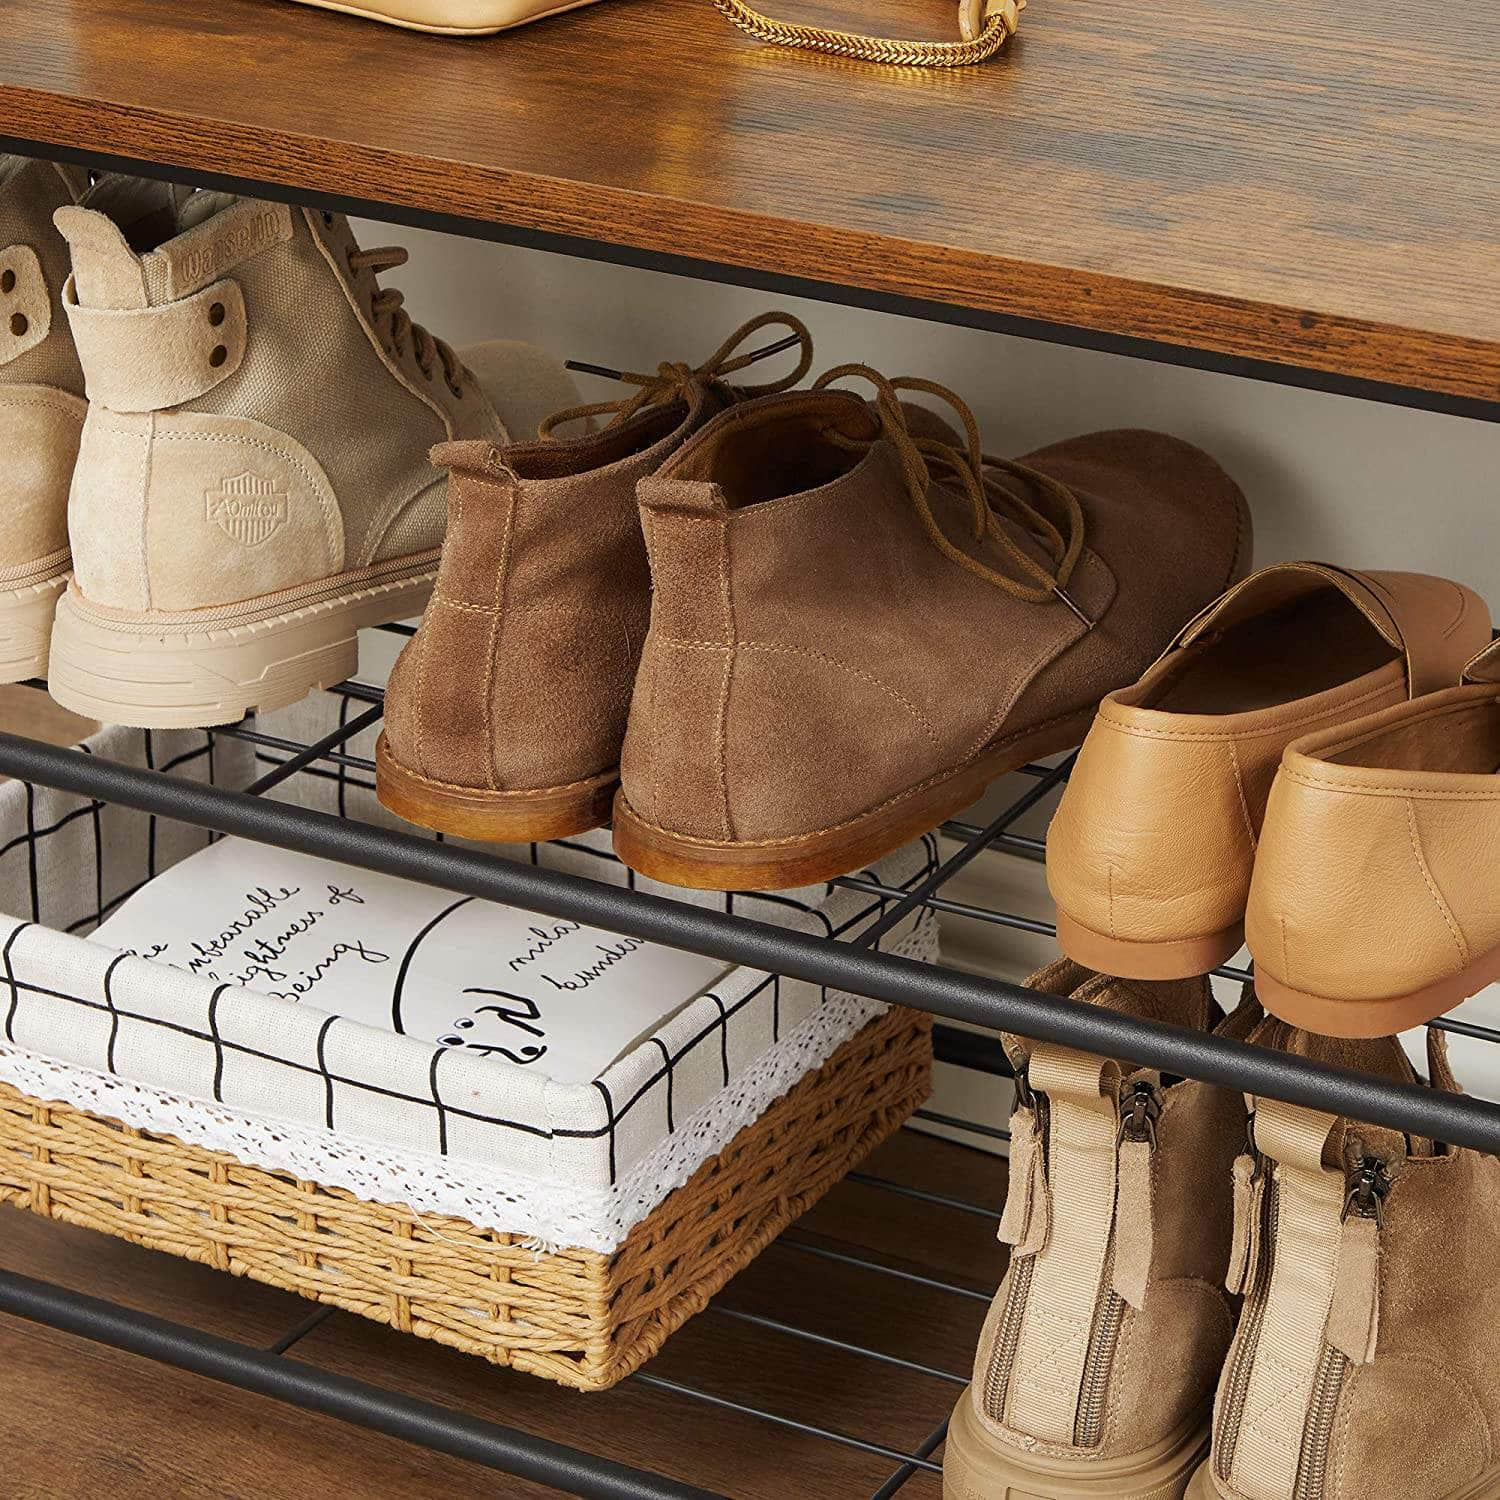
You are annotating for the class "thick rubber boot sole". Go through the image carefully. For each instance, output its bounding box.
[612,706,1096,892]
[0,570,66,684]
[375,732,617,842]
[47,556,438,730]
[945,1388,1209,1500]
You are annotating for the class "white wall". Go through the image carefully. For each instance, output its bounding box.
[363,220,1500,1146]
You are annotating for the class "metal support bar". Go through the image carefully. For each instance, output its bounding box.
[0,1272,722,1500]
[3,730,1497,1154]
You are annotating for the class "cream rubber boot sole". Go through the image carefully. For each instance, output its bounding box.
[947,1394,1210,1500]
[48,555,436,728]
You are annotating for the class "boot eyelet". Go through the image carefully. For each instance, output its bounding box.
[322,211,336,228]
[9,313,27,337]
[0,269,14,295]
[208,344,228,368]
[448,381,464,399]
[208,302,226,327]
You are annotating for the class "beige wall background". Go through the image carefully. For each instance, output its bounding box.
[365,220,1500,1146]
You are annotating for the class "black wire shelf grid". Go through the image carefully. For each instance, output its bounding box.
[0,645,1496,1498]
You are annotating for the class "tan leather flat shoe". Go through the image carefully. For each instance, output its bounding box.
[613,366,1251,891]
[1247,640,1500,1038]
[1047,563,1491,980]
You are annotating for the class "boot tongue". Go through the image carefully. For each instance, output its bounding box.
[78,174,189,252]
[176,189,239,233]
[1248,1015,1436,1158]
[1002,963,1213,1076]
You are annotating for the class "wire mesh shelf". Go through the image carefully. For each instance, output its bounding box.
[1,655,1498,1496]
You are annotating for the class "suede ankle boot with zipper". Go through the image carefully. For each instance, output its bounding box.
[1046,562,1491,981]
[1188,1020,1500,1500]
[45,187,575,728]
[376,313,813,842]
[945,960,1258,1500]
[613,367,1252,890]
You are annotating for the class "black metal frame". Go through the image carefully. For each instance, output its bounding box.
[0,126,1494,1498]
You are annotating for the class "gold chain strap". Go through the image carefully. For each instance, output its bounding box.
[710,0,1022,67]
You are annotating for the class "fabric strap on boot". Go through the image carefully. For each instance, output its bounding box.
[1229,1097,1386,1500]
[1003,1045,1119,1443]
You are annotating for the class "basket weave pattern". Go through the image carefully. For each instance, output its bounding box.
[0,1006,931,1389]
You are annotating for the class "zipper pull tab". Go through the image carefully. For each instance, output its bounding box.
[1111,1079,1160,1310]
[997,1065,1050,1257]
[1226,1138,1267,1296]
[1327,1153,1389,1364]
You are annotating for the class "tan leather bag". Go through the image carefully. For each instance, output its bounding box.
[286,0,1023,66]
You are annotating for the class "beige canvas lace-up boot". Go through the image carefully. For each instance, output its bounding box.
[1047,563,1491,980]
[0,153,91,680]
[46,188,576,727]
[1188,1021,1500,1500]
[945,960,1257,1500]
[376,313,812,841]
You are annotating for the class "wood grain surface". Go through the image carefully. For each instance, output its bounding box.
[2,0,1498,402]
[0,1127,1006,1496]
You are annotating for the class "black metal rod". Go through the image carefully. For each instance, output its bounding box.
[932,1024,1013,1078]
[0,1271,722,1500]
[4,730,1500,1154]
[869,1416,951,1500]
[243,703,385,796]
[777,1241,992,1303]
[855,757,1073,950]
[911,1107,1011,1143]
[631,1373,943,1473]
[709,1307,966,1386]
[845,1172,997,1220]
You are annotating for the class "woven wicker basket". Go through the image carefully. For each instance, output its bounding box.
[0,1003,930,1390]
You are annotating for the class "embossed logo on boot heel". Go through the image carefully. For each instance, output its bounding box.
[207,472,289,547]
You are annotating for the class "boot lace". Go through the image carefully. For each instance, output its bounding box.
[812,363,1090,622]
[345,244,467,396]
[538,310,814,439]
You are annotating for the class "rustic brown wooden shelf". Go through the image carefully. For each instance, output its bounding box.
[2,0,1498,412]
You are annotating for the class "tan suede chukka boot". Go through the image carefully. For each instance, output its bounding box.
[945,960,1258,1500]
[1247,639,1500,1038]
[613,367,1251,890]
[377,314,813,841]
[0,153,91,679]
[1047,563,1491,980]
[46,189,576,728]
[1188,1021,1500,1500]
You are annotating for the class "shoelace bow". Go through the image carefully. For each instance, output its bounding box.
[346,245,467,395]
[537,310,814,439]
[812,363,1091,622]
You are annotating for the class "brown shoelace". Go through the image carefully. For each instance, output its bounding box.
[346,245,467,396]
[538,310,814,439]
[812,363,1091,624]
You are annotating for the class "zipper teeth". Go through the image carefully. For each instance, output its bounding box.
[981,1253,1035,1421]
[1074,1286,1126,1447]
[1216,1175,1279,1480]
[1294,1345,1350,1500]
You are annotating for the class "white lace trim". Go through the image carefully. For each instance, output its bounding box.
[0,922,936,1253]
